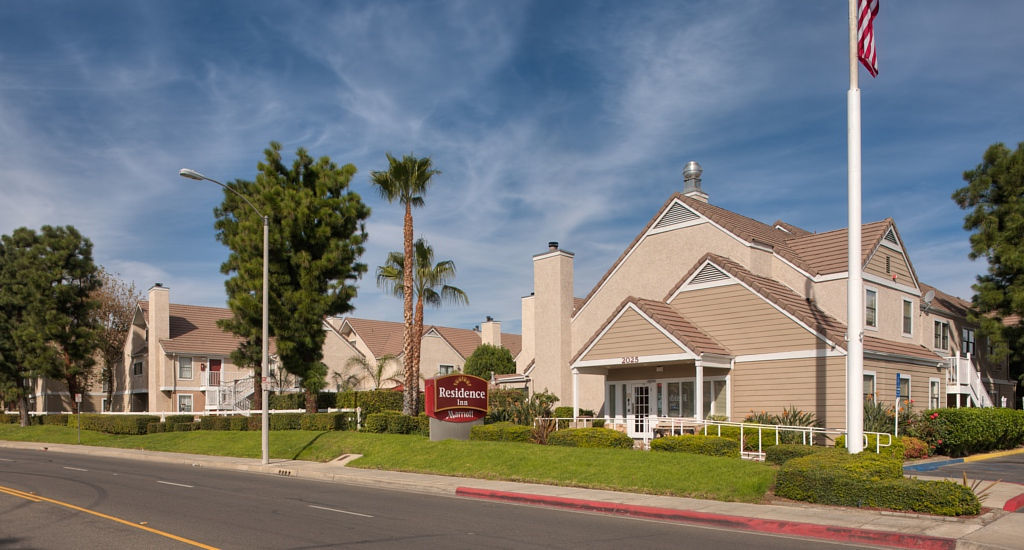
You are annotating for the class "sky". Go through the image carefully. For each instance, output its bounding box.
[2,1,1022,335]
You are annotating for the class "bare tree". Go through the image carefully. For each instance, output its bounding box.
[91,268,142,411]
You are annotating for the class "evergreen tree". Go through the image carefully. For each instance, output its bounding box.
[215,142,370,412]
[952,141,1024,399]
[463,343,516,380]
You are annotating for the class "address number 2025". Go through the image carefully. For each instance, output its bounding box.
[620,356,639,364]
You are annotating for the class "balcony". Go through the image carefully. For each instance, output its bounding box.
[945,353,994,408]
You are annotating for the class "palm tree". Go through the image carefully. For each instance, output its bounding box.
[370,153,440,415]
[344,354,400,390]
[377,238,469,400]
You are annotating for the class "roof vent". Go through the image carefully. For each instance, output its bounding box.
[548,241,558,251]
[682,161,708,202]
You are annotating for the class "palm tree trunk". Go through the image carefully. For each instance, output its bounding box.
[413,295,425,392]
[402,201,416,415]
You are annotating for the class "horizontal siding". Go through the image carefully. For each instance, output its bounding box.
[584,309,681,361]
[864,359,945,409]
[670,285,820,355]
[731,356,847,428]
[606,364,697,381]
[865,250,912,281]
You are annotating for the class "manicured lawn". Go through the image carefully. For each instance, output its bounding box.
[0,425,775,503]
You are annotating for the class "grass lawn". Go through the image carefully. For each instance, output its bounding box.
[0,425,775,503]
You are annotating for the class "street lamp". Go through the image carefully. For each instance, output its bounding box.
[180,168,271,465]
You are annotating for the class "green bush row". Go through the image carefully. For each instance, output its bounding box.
[650,435,740,458]
[548,427,633,449]
[776,452,978,516]
[363,412,427,435]
[835,434,906,461]
[920,408,1024,458]
[79,414,159,435]
[703,425,780,451]
[470,422,532,442]
[337,390,423,416]
[164,414,196,425]
[300,412,355,431]
[764,444,836,465]
[269,392,338,411]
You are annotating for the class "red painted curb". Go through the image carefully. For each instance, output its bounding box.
[1004,493,1024,513]
[455,487,956,550]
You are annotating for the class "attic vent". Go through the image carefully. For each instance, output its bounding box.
[884,228,898,245]
[654,202,699,229]
[691,263,728,285]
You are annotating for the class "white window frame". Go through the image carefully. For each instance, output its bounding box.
[702,376,729,419]
[177,394,193,413]
[901,299,913,337]
[865,288,878,329]
[177,357,193,380]
[933,321,949,351]
[928,378,941,410]
[897,374,911,409]
[962,328,975,358]
[863,371,876,403]
[439,364,455,375]
[133,361,143,376]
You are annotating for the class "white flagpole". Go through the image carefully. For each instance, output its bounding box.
[846,0,865,454]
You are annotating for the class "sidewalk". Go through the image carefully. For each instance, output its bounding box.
[2,440,1021,550]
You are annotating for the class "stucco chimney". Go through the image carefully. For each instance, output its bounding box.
[148,283,170,342]
[532,243,574,405]
[481,316,501,347]
[147,283,170,403]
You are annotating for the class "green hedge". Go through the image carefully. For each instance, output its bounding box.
[79,414,159,435]
[835,434,906,461]
[548,428,633,449]
[269,392,338,411]
[363,411,423,434]
[164,414,196,425]
[470,422,532,442]
[650,434,740,458]
[0,413,16,424]
[923,408,1024,458]
[776,452,978,516]
[199,416,232,431]
[171,421,200,432]
[230,416,249,431]
[41,414,70,426]
[300,412,353,431]
[147,421,164,434]
[337,390,415,416]
[269,413,303,430]
[764,444,836,465]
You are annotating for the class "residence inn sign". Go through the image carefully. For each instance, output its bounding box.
[425,374,488,423]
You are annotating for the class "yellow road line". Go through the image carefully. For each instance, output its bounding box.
[0,484,219,549]
[963,447,1024,463]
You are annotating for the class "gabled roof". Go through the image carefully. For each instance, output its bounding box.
[138,301,274,356]
[571,296,730,365]
[340,317,522,360]
[573,192,905,316]
[671,254,943,363]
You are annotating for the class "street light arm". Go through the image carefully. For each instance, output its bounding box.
[179,168,266,219]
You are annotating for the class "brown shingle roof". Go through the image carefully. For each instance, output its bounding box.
[342,317,522,360]
[785,220,890,276]
[571,296,730,364]
[139,300,273,356]
[919,283,970,319]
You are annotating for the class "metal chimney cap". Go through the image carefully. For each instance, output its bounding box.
[683,161,702,181]
[548,241,559,250]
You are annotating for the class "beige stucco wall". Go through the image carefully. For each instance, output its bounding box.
[420,332,467,379]
[518,295,535,372]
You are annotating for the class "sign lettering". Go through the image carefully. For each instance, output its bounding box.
[425,374,489,423]
[621,356,639,364]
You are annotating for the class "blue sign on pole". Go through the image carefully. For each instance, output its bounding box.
[895,373,901,398]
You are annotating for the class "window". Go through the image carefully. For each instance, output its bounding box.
[902,300,913,335]
[962,328,975,358]
[865,289,878,328]
[933,321,949,350]
[178,357,193,380]
[102,378,111,393]
[133,361,143,376]
[863,372,876,403]
[929,379,940,410]
[439,364,454,375]
[897,374,910,409]
[702,379,728,418]
[607,384,616,417]
[101,398,109,412]
[177,394,193,412]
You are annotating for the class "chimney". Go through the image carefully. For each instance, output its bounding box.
[148,283,170,342]
[532,242,574,405]
[682,161,708,203]
[147,283,170,406]
[481,317,501,347]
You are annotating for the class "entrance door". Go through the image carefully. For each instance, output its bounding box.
[209,359,222,386]
[627,384,652,438]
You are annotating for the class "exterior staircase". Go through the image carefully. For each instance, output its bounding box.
[946,353,995,408]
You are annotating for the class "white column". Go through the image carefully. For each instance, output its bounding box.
[572,368,579,419]
[694,360,704,421]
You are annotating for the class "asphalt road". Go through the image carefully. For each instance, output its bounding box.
[0,448,879,550]
[926,452,1024,485]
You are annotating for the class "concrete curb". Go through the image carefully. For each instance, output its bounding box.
[455,487,958,550]
[1003,494,1024,513]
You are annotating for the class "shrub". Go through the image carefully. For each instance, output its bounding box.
[764,444,837,466]
[592,419,605,428]
[385,414,419,434]
[269,413,303,430]
[300,412,352,431]
[147,421,165,434]
[171,422,200,432]
[463,343,516,379]
[705,425,779,451]
[41,414,70,426]
[650,435,740,458]
[416,414,430,436]
[901,436,930,459]
[164,414,195,426]
[79,414,159,435]
[776,452,978,516]
[548,427,633,449]
[914,408,1024,458]
[230,416,249,431]
[470,422,533,442]
[337,390,406,416]
[271,392,337,411]
[0,413,16,424]
[835,434,906,461]
[364,411,402,433]
[199,416,232,431]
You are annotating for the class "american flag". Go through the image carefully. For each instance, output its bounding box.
[858,0,879,77]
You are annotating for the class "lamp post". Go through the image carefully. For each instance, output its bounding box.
[180,168,270,465]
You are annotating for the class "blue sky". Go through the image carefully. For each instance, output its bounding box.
[2,1,1022,334]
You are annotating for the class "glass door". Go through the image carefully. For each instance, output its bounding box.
[627,384,652,438]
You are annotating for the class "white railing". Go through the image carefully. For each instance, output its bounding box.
[946,354,994,408]
[49,407,362,427]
